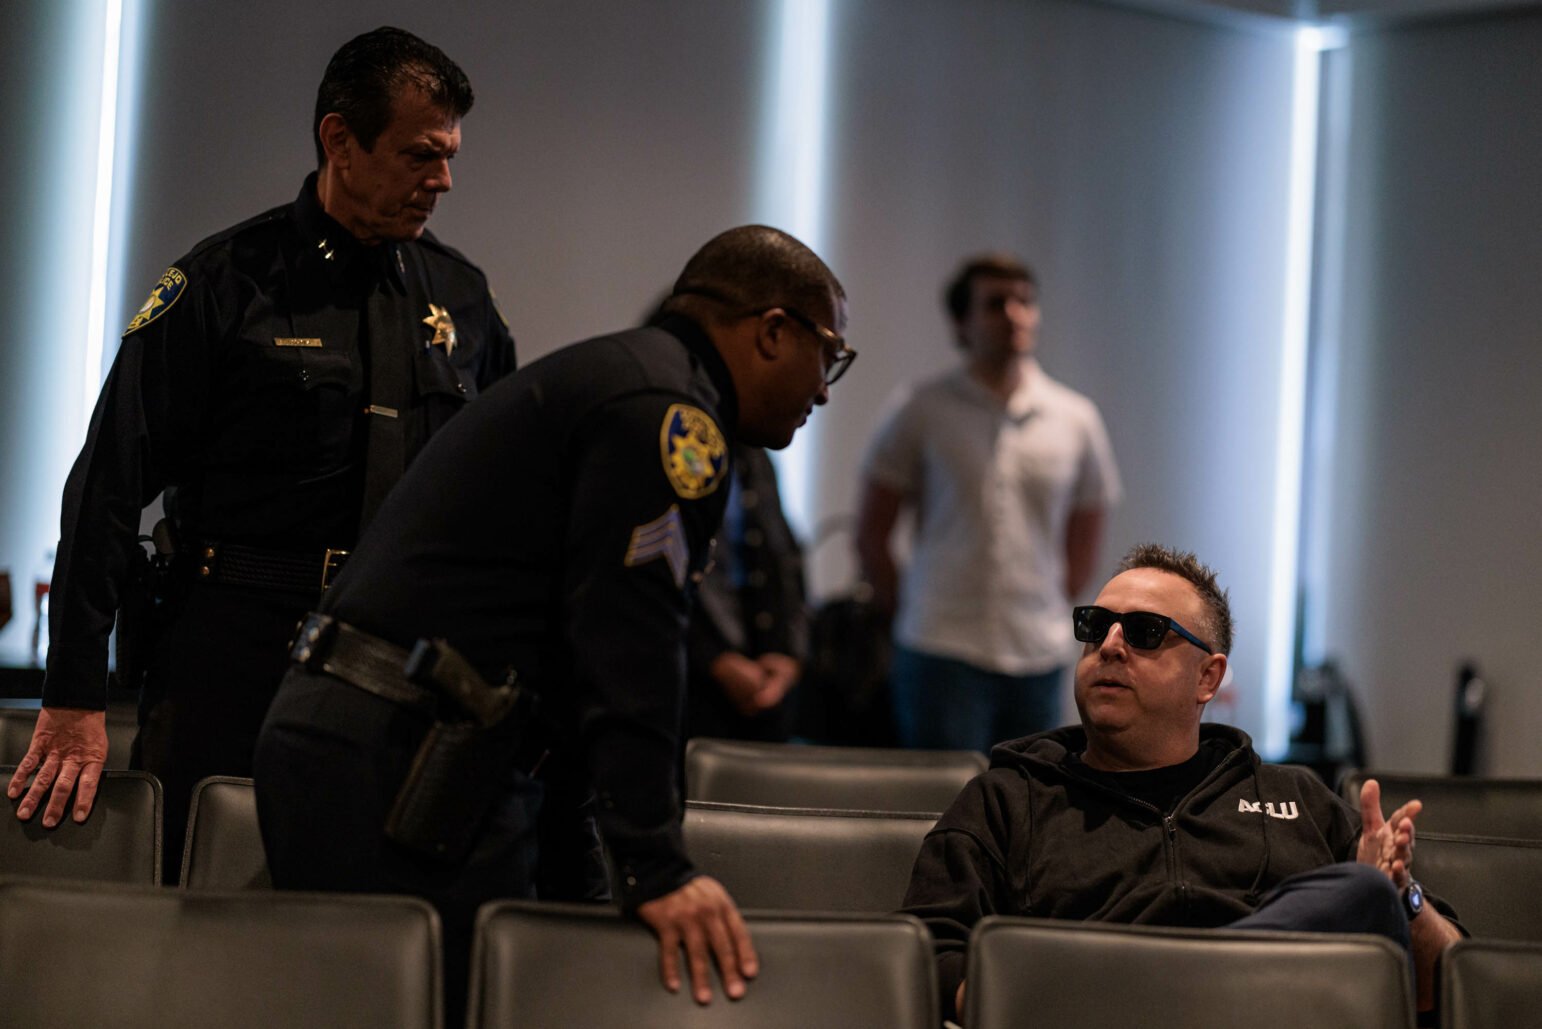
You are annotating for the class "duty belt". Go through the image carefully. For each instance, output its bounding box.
[288,613,438,717]
[194,542,350,595]
[289,613,552,776]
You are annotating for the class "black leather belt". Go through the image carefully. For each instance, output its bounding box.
[193,542,349,595]
[289,613,438,717]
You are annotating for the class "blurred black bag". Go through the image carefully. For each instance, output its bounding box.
[793,590,896,747]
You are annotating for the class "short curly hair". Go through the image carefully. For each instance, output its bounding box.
[1117,543,1233,655]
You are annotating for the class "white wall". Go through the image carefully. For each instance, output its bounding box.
[1315,11,1542,775]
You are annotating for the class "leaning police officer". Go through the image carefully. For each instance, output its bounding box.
[8,28,516,883]
[255,225,852,1012]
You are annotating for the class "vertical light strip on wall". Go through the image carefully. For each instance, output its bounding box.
[82,0,126,436]
[1262,26,1329,758]
[1298,31,1350,668]
[759,0,832,539]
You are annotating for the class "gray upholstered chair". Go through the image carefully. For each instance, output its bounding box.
[1440,938,1542,1029]
[0,878,442,1028]
[0,767,160,884]
[1338,770,1542,839]
[181,775,271,889]
[469,901,936,1028]
[685,737,985,813]
[683,800,934,912]
[1417,831,1542,941]
[965,918,1412,1029]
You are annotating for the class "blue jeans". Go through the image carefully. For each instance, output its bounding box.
[889,643,1064,751]
[1231,862,1410,952]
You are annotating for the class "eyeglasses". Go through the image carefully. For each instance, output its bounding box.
[779,306,857,385]
[1072,605,1215,654]
[667,287,856,386]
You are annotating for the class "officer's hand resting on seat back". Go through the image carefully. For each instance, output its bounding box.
[636,875,758,1004]
[7,707,109,825]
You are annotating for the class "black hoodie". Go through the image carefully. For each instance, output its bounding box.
[902,723,1367,1019]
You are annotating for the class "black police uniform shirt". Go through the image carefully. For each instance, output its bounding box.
[305,312,736,910]
[42,173,516,711]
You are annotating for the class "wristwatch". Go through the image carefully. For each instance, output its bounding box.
[1401,879,1425,920]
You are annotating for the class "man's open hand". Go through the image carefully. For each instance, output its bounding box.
[635,875,758,1005]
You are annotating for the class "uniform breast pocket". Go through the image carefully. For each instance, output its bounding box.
[223,344,360,468]
[414,346,475,433]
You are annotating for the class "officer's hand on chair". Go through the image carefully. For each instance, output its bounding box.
[636,875,759,1005]
[6,708,109,826]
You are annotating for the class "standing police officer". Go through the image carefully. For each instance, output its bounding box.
[255,225,851,1009]
[7,28,515,881]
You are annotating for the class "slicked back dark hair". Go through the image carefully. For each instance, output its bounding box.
[313,27,473,167]
[663,225,845,324]
[1117,543,1234,655]
[944,252,1037,325]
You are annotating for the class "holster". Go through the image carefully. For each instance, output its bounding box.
[289,614,545,866]
[113,520,176,693]
[384,717,525,865]
[382,636,542,865]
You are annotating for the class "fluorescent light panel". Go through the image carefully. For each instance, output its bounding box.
[1263,26,1330,758]
[760,0,832,540]
[83,0,124,435]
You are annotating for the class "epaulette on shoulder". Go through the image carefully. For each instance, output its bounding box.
[178,202,292,264]
[415,229,486,278]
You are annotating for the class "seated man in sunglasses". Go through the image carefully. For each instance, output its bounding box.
[902,542,1463,1025]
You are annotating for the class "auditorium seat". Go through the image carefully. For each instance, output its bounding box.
[469,900,936,1028]
[682,800,933,912]
[1440,938,1542,1029]
[0,698,140,770]
[965,917,1412,1029]
[685,737,985,813]
[1417,831,1542,941]
[181,775,270,889]
[0,767,160,884]
[0,878,441,1028]
[1338,770,1542,839]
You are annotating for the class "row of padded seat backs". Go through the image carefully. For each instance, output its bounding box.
[1339,770,1542,840]
[27,878,1530,1029]
[13,773,1542,946]
[685,737,987,813]
[0,876,934,1029]
[0,700,140,770]
[177,782,934,912]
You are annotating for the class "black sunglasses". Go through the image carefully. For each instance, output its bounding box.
[1073,605,1215,654]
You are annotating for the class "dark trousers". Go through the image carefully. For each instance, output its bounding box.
[131,580,312,883]
[1230,861,1411,952]
[255,667,583,1026]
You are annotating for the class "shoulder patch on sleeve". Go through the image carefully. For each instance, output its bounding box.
[624,504,689,588]
[660,403,728,499]
[124,267,187,335]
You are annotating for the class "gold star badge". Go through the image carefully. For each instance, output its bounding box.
[423,303,458,355]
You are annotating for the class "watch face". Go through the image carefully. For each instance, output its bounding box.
[1404,881,1424,918]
